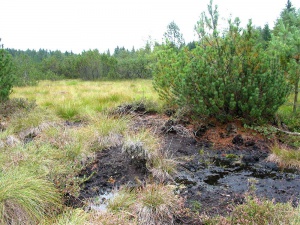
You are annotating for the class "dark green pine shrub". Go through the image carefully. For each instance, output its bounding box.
[0,40,14,101]
[153,4,290,123]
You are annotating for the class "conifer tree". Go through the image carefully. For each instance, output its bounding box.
[272,1,300,112]
[153,0,290,123]
[0,39,14,101]
[164,21,185,49]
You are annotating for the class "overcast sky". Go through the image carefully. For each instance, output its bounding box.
[1,0,299,53]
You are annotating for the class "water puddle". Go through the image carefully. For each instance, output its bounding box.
[89,191,116,211]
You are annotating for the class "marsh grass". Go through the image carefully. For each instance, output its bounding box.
[41,208,89,225]
[88,211,135,225]
[1,79,164,223]
[122,129,160,161]
[206,196,300,225]
[133,184,183,225]
[11,79,160,120]
[268,143,300,169]
[10,107,60,133]
[277,94,300,132]
[107,189,137,213]
[122,129,177,181]
[149,151,177,182]
[105,184,183,225]
[0,168,61,225]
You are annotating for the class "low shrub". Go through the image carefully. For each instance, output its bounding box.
[152,3,290,123]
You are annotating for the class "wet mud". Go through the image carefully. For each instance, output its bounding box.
[77,114,300,216]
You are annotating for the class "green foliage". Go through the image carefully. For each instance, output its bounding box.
[13,54,41,86]
[153,2,290,123]
[274,0,297,35]
[8,45,153,82]
[244,124,277,139]
[76,50,116,80]
[271,6,300,113]
[152,43,189,107]
[256,24,272,49]
[115,44,152,79]
[277,104,300,132]
[0,39,14,101]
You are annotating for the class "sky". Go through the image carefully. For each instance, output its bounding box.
[1,0,299,53]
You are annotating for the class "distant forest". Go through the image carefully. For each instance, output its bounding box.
[6,44,154,86]
[6,22,269,87]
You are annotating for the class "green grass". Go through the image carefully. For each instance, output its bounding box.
[41,208,89,225]
[122,129,177,182]
[0,168,61,225]
[106,184,183,225]
[108,189,136,213]
[268,143,300,169]
[0,79,162,223]
[277,94,300,132]
[206,196,300,225]
[11,79,160,120]
[134,184,183,225]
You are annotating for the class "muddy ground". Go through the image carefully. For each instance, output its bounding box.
[77,113,300,217]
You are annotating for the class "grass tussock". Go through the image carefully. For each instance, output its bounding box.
[122,129,160,161]
[0,168,61,225]
[0,112,129,197]
[107,189,136,213]
[268,143,300,169]
[122,129,177,181]
[42,208,89,225]
[134,184,183,225]
[103,183,184,225]
[206,196,300,225]
[88,211,135,225]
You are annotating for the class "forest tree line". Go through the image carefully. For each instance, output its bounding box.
[5,20,272,87]
[6,44,153,86]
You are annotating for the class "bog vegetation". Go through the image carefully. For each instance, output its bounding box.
[0,0,300,224]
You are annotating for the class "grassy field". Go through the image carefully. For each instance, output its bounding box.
[0,79,164,224]
[11,79,160,119]
[1,79,300,224]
